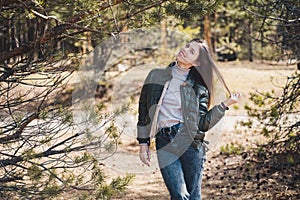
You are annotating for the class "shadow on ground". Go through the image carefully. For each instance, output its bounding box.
[202,144,300,200]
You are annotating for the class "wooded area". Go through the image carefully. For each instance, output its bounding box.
[0,0,299,199]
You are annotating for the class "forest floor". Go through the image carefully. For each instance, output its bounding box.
[64,60,299,199]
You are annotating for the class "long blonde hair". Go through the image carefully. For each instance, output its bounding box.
[190,39,231,105]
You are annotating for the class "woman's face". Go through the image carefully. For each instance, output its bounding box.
[176,41,201,68]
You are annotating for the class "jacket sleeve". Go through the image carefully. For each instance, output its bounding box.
[198,88,226,132]
[137,83,150,139]
[136,71,153,140]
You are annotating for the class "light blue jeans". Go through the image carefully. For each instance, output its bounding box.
[156,130,206,200]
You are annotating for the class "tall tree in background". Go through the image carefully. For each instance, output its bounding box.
[212,0,299,62]
[0,0,222,198]
[243,0,300,61]
[211,0,255,61]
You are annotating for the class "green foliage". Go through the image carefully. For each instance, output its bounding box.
[221,142,245,155]
[96,174,134,200]
[242,71,299,164]
[177,25,201,40]
[75,152,92,163]
[210,1,250,57]
[164,0,223,20]
[238,118,253,128]
[41,185,61,198]
[243,0,300,60]
[27,165,43,181]
[232,104,239,110]
[203,0,300,61]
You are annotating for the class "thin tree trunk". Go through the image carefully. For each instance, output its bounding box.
[161,20,167,49]
[204,15,214,57]
[212,13,217,53]
[248,21,253,62]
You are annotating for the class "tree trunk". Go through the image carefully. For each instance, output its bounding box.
[161,20,167,49]
[204,15,214,57]
[212,13,218,53]
[248,21,253,62]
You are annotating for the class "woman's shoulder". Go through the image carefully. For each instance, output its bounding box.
[146,66,171,81]
[147,68,165,76]
[149,62,173,74]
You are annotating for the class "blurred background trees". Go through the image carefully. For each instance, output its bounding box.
[0,0,299,199]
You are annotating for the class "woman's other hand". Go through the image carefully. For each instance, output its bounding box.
[139,144,151,167]
[223,92,242,107]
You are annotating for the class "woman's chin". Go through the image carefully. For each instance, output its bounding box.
[176,56,184,63]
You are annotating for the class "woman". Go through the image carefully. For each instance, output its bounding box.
[137,39,241,200]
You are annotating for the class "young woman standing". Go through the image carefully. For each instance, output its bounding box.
[137,39,241,200]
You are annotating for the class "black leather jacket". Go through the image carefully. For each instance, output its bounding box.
[137,63,226,146]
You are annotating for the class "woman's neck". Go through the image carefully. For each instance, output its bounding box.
[176,60,192,69]
[173,61,190,76]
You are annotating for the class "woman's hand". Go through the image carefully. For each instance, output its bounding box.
[223,92,242,107]
[139,144,151,167]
